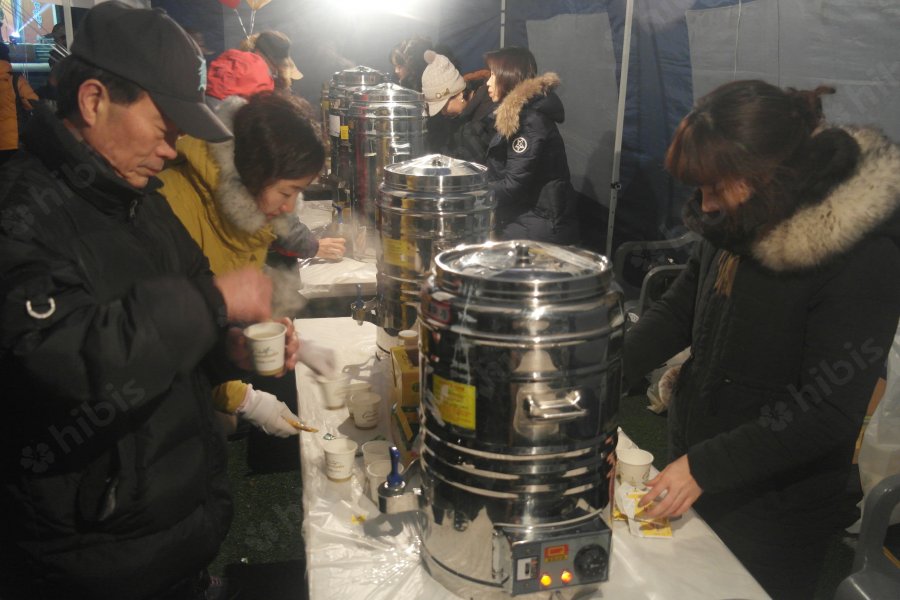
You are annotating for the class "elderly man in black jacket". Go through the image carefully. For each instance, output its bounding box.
[0,4,295,599]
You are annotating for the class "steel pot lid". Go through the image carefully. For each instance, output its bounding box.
[350,82,424,105]
[382,154,488,193]
[332,65,387,88]
[433,240,613,302]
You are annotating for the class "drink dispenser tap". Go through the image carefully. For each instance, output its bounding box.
[377,446,421,514]
[350,284,378,326]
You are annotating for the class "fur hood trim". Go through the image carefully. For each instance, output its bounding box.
[753,127,900,271]
[495,72,560,138]
[207,96,297,237]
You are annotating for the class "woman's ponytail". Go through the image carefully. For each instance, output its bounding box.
[786,85,835,132]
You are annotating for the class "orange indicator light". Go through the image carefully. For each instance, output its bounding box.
[561,570,574,584]
[540,574,552,587]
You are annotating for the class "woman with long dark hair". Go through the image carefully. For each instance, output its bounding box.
[624,80,900,598]
[484,46,578,244]
[389,37,432,91]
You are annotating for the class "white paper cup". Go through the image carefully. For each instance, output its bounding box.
[322,438,358,482]
[316,373,349,409]
[346,382,372,417]
[617,448,654,487]
[366,459,404,501]
[361,440,392,467]
[243,322,287,376]
[349,392,380,429]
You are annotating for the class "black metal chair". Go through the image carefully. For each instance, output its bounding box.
[612,232,699,322]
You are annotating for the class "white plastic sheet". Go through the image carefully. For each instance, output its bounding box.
[294,317,768,600]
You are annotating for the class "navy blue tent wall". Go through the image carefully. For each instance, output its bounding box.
[153,0,900,252]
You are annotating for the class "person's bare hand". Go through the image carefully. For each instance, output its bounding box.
[316,238,347,260]
[315,237,346,260]
[639,454,702,518]
[226,326,252,370]
[214,267,272,324]
[276,317,299,377]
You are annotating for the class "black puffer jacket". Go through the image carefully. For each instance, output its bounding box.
[624,127,900,544]
[487,73,578,244]
[426,83,497,163]
[0,107,232,599]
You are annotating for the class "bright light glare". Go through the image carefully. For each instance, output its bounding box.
[339,0,414,17]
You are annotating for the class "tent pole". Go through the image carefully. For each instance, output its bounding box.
[605,0,634,259]
[500,0,506,48]
[63,0,73,50]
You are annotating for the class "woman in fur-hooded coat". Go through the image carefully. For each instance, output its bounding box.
[160,96,321,276]
[623,80,900,599]
[485,47,579,244]
[158,93,325,416]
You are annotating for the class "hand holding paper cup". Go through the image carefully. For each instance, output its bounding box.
[617,448,654,487]
[243,322,287,376]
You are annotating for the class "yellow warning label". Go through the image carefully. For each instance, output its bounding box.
[433,374,476,430]
[383,238,417,270]
[340,125,349,140]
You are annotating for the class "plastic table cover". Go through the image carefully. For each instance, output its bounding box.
[298,259,377,299]
[293,317,769,600]
[296,200,377,299]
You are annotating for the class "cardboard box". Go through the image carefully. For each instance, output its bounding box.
[389,401,420,469]
[390,345,420,410]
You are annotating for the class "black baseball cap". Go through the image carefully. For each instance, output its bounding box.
[71,1,231,143]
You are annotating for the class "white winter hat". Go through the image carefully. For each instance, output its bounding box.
[421,50,466,116]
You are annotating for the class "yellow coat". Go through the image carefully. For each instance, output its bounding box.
[158,135,276,277]
[0,62,38,151]
[158,108,283,413]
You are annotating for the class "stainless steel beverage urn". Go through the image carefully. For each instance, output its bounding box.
[348,83,428,255]
[326,66,387,197]
[352,154,495,352]
[417,240,623,598]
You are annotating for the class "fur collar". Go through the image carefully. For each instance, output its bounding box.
[495,73,560,138]
[207,96,297,237]
[753,127,900,271]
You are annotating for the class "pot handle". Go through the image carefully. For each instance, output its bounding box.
[525,390,587,421]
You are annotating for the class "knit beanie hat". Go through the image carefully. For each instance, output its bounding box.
[421,50,466,116]
[206,49,275,100]
[249,31,303,81]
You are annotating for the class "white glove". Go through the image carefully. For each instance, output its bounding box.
[296,338,337,377]
[236,385,299,438]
